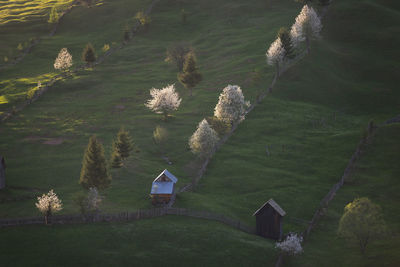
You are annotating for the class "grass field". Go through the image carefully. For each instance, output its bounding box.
[0,0,399,266]
[286,123,400,267]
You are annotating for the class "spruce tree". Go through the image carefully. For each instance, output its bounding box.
[277,27,295,59]
[82,43,96,65]
[79,135,111,190]
[113,127,133,159]
[177,51,202,96]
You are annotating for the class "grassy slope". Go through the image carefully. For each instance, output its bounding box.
[0,0,150,111]
[0,0,399,266]
[287,123,400,267]
[0,215,276,266]
[0,0,76,63]
[0,0,300,217]
[175,0,400,232]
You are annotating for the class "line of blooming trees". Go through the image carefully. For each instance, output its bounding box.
[267,4,322,76]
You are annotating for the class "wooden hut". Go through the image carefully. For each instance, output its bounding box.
[0,156,5,189]
[253,199,286,240]
[150,169,178,204]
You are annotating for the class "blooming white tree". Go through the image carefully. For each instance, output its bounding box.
[145,84,182,120]
[35,189,63,224]
[290,5,322,52]
[54,48,73,71]
[189,119,219,157]
[266,37,285,76]
[86,187,102,213]
[276,233,303,256]
[214,85,250,124]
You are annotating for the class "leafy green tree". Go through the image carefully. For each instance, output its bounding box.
[178,51,202,96]
[82,43,96,65]
[48,6,59,24]
[79,135,111,190]
[338,197,387,254]
[277,27,295,59]
[113,127,133,159]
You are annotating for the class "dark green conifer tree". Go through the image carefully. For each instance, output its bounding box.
[177,51,202,96]
[82,43,96,65]
[277,27,295,59]
[113,127,133,159]
[79,135,111,190]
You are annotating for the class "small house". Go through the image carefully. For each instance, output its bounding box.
[0,156,5,189]
[150,169,178,204]
[253,199,286,240]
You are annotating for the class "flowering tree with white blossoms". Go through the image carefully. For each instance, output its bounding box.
[276,233,303,256]
[290,5,322,52]
[54,48,73,71]
[35,189,63,225]
[86,187,102,213]
[145,84,182,120]
[214,85,250,124]
[266,37,285,76]
[189,119,219,157]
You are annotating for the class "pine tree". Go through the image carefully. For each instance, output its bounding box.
[277,27,295,59]
[82,43,96,65]
[177,51,202,96]
[79,135,111,190]
[113,127,133,159]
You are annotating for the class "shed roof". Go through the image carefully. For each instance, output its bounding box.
[253,199,286,217]
[150,181,174,194]
[153,169,178,183]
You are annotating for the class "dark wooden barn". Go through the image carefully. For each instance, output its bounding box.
[0,156,5,189]
[253,199,286,240]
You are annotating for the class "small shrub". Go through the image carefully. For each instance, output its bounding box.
[102,44,110,52]
[48,6,60,24]
[181,9,188,24]
[135,11,151,31]
[17,43,23,51]
[276,233,303,256]
[82,43,96,65]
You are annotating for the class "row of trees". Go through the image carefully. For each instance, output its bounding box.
[266,5,322,76]
[53,44,97,71]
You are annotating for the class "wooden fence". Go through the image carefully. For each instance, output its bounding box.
[0,207,255,234]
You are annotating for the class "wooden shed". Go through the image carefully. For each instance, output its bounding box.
[253,199,286,240]
[150,169,178,205]
[0,156,5,189]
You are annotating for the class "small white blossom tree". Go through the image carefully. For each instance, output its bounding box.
[189,119,219,157]
[145,84,182,120]
[276,233,303,256]
[86,187,102,213]
[290,5,322,52]
[266,37,285,76]
[54,48,73,71]
[35,189,63,224]
[214,85,250,124]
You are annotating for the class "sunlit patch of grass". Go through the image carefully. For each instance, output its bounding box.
[0,0,75,24]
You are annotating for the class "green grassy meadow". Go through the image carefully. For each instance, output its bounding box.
[0,0,399,266]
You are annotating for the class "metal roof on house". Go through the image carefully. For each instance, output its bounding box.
[253,199,286,217]
[153,169,178,183]
[150,181,174,194]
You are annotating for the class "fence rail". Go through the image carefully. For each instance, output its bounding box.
[0,208,255,234]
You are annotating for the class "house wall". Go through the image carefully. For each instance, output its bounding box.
[151,194,172,204]
[255,206,282,240]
